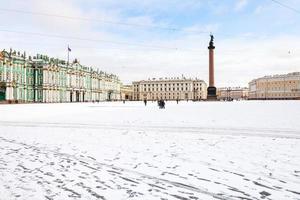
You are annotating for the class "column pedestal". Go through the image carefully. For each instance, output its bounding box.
[207,86,217,100]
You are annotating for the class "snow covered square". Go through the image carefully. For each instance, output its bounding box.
[0,101,300,200]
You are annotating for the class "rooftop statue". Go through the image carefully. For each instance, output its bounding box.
[209,34,214,47]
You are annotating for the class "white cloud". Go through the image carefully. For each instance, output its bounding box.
[235,0,248,11]
[183,24,220,34]
[254,5,263,15]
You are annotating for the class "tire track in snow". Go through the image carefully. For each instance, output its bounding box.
[0,120,300,139]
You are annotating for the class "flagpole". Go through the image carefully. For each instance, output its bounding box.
[67,45,70,67]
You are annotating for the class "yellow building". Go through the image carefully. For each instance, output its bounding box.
[249,72,300,100]
[120,85,133,101]
[217,87,249,101]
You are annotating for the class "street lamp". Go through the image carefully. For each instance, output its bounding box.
[284,76,286,100]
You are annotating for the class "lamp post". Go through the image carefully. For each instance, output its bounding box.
[265,79,268,100]
[284,76,286,100]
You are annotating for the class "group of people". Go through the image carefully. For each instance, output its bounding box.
[143,99,165,109]
[157,99,165,109]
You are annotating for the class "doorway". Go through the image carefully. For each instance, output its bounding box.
[0,89,5,101]
[70,92,73,102]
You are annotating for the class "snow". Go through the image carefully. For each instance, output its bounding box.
[0,101,300,200]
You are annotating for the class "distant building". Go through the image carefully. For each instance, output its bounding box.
[217,87,249,101]
[133,77,207,101]
[248,72,300,100]
[120,84,133,101]
[0,49,121,103]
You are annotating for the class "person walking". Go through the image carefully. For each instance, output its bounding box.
[158,100,162,109]
[158,99,165,109]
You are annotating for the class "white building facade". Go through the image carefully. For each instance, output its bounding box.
[133,77,207,101]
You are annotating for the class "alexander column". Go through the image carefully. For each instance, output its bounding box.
[207,34,217,100]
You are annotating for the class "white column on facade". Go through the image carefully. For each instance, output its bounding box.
[47,90,49,103]
[5,87,9,100]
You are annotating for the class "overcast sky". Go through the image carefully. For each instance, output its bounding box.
[1,0,300,86]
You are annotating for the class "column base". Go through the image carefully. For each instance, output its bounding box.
[207,86,218,101]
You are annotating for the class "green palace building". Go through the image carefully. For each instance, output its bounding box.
[0,49,121,103]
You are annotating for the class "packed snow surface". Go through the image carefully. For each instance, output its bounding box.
[0,101,300,200]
